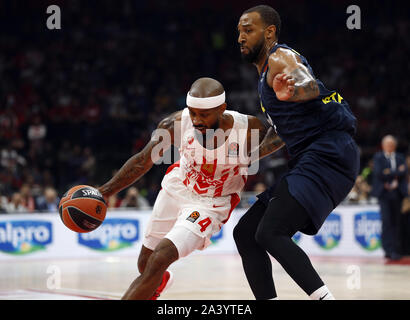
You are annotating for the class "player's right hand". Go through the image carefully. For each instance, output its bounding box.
[97,187,110,205]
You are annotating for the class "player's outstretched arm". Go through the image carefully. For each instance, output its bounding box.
[247,116,285,161]
[267,48,319,102]
[98,111,182,199]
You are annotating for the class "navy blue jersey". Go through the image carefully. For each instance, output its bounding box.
[258,43,357,158]
[256,43,360,235]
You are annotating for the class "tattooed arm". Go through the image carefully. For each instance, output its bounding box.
[247,116,285,161]
[98,111,182,199]
[266,47,319,102]
[257,126,285,160]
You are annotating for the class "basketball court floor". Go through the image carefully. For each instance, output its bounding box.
[1,254,410,300]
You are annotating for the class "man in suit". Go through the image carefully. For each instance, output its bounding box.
[372,135,408,260]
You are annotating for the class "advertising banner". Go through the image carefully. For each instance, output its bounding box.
[0,205,384,260]
[294,206,383,257]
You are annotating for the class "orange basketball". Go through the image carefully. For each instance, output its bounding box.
[58,185,107,233]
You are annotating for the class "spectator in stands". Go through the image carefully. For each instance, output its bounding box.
[0,107,20,142]
[108,194,121,209]
[372,135,408,260]
[406,154,410,193]
[5,192,27,213]
[27,115,47,142]
[361,159,374,186]
[36,187,60,212]
[0,191,8,214]
[0,143,26,170]
[20,183,36,212]
[346,176,372,204]
[81,147,97,183]
[402,197,410,215]
[119,187,150,210]
[145,183,161,207]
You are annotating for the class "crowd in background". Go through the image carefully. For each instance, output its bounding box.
[0,0,409,213]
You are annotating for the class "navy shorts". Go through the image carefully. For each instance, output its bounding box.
[257,130,360,235]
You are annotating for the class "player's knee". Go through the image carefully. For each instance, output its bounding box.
[233,220,253,250]
[255,225,291,257]
[138,253,149,274]
[254,224,270,247]
[138,246,154,274]
[255,223,282,248]
[147,252,172,275]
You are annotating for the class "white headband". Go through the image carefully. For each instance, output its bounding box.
[186,91,225,109]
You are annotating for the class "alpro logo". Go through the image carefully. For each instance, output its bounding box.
[354,211,381,251]
[314,213,342,250]
[0,221,52,255]
[78,218,139,251]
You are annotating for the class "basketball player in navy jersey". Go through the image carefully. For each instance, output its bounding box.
[233,5,360,300]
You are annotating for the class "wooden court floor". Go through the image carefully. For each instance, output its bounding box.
[1,254,410,300]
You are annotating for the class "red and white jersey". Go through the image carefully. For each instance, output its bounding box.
[162,108,250,198]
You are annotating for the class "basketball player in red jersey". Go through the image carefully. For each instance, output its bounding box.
[98,77,284,300]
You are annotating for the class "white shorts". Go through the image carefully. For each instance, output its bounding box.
[143,183,240,258]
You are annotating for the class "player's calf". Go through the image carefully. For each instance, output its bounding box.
[122,239,178,300]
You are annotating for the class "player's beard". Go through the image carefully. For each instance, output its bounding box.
[194,120,220,147]
[240,38,264,63]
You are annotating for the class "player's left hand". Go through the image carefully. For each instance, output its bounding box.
[273,73,296,101]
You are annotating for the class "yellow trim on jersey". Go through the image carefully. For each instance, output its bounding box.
[322,92,344,104]
[260,102,266,113]
[290,48,301,56]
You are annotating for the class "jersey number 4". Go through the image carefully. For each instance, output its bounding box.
[198,217,212,232]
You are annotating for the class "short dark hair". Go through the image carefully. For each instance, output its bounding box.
[243,5,281,39]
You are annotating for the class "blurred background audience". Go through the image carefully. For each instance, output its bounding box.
[0,0,409,211]
[35,186,60,212]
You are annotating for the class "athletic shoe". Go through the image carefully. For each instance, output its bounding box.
[149,270,174,300]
